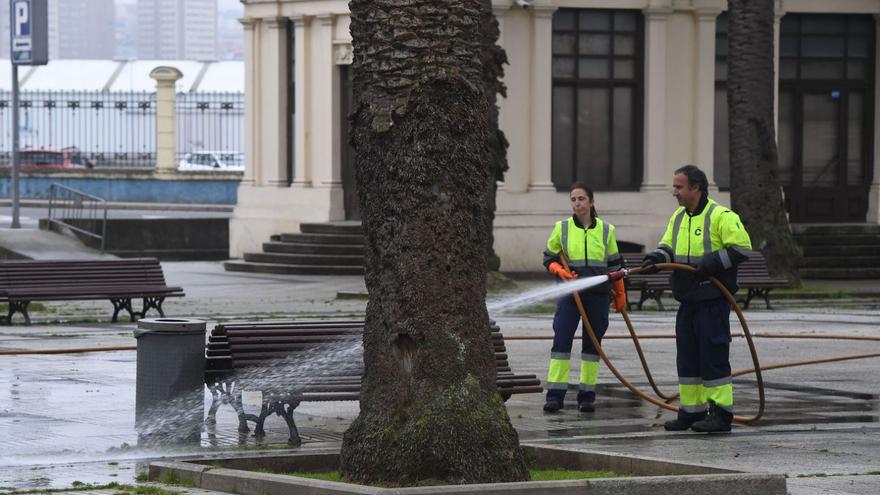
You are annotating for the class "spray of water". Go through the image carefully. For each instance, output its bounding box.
[135,336,364,447]
[486,274,610,315]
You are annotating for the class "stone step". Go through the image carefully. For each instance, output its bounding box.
[801,244,880,257]
[794,234,880,247]
[300,222,363,236]
[799,267,880,279]
[797,255,880,269]
[791,224,880,235]
[243,252,364,266]
[224,260,365,276]
[278,232,365,245]
[263,241,364,256]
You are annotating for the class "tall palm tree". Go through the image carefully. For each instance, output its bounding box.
[727,0,801,283]
[340,0,529,485]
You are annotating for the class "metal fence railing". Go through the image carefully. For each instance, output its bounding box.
[47,183,108,252]
[0,90,245,171]
[176,92,245,169]
[0,91,156,169]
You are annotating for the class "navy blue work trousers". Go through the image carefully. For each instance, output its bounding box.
[548,291,610,403]
[675,299,732,384]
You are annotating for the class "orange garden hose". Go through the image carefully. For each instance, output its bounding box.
[558,258,880,424]
[561,259,769,423]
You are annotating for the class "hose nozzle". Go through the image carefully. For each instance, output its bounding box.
[608,269,628,282]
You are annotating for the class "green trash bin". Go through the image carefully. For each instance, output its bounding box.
[134,317,206,445]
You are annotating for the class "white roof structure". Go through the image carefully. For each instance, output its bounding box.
[0,59,244,93]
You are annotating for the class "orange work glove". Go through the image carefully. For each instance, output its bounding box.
[548,262,577,281]
[612,278,627,312]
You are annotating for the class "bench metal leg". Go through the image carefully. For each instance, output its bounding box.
[745,288,772,310]
[229,389,251,433]
[279,401,302,446]
[4,301,31,325]
[205,385,222,430]
[109,298,134,323]
[141,297,166,319]
[638,289,664,311]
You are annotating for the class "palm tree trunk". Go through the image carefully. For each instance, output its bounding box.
[340,0,529,485]
[727,0,801,284]
[480,0,509,271]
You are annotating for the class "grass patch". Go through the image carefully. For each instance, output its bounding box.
[796,471,880,478]
[529,469,622,481]
[510,301,557,315]
[0,303,49,313]
[263,468,623,485]
[1,482,184,495]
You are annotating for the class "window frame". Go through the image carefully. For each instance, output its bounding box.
[551,8,645,192]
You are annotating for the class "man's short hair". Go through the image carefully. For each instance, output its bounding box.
[674,164,709,193]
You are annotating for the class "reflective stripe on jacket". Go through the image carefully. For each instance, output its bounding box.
[650,197,752,302]
[543,215,623,294]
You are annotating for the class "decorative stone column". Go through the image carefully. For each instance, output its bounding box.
[528,5,557,191]
[641,6,672,190]
[310,14,342,190]
[694,8,720,187]
[291,14,311,187]
[149,66,183,174]
[498,5,530,193]
[239,17,258,186]
[262,16,290,187]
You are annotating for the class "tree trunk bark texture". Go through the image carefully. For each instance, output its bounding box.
[480,0,509,271]
[340,0,529,485]
[727,0,801,284]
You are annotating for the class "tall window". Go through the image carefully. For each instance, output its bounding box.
[713,13,730,189]
[714,13,874,201]
[778,14,874,191]
[551,9,643,190]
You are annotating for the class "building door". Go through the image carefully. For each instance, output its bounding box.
[779,90,869,222]
[776,14,874,223]
[340,65,360,221]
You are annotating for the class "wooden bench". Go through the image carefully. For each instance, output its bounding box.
[204,319,543,445]
[0,258,185,325]
[622,252,790,310]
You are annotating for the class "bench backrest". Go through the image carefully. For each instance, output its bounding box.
[621,251,789,287]
[0,258,170,290]
[206,320,512,376]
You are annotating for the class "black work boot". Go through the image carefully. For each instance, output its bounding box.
[578,402,595,413]
[664,417,696,431]
[664,411,706,431]
[543,400,563,413]
[691,402,732,433]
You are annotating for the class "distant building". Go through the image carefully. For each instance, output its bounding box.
[137,0,218,61]
[0,0,115,60]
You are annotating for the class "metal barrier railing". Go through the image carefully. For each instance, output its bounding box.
[47,183,108,253]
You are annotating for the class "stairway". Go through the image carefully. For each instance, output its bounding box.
[224,221,365,275]
[792,224,880,279]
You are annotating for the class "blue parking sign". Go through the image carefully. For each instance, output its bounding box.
[9,0,48,65]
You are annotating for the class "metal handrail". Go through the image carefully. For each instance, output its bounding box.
[47,183,108,252]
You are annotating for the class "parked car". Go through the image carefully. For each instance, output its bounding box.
[18,147,94,170]
[178,151,244,172]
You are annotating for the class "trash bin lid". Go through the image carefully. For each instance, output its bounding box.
[135,317,206,337]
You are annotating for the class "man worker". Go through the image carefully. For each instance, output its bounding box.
[641,165,752,433]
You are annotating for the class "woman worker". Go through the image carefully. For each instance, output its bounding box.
[542,182,626,413]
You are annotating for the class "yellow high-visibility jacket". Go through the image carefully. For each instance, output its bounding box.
[648,196,752,302]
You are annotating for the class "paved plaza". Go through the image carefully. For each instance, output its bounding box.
[1,261,878,494]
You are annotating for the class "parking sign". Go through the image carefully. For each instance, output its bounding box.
[10,0,48,65]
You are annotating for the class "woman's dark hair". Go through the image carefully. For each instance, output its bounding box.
[570,181,598,220]
[674,164,709,195]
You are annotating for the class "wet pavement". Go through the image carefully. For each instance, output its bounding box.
[1,262,879,494]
